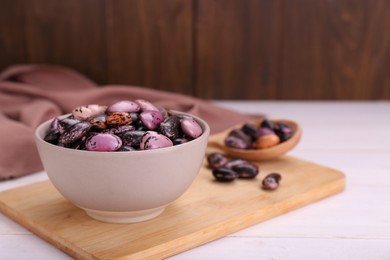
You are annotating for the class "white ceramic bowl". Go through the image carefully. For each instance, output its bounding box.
[35,113,210,223]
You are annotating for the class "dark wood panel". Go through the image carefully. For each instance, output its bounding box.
[196,0,282,99]
[361,0,390,99]
[0,0,389,99]
[280,0,390,99]
[24,0,107,83]
[106,0,193,95]
[0,0,26,70]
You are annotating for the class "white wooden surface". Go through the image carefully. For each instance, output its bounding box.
[0,101,389,259]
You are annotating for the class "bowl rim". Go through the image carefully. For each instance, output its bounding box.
[35,111,210,156]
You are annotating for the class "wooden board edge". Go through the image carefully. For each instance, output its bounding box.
[0,189,95,260]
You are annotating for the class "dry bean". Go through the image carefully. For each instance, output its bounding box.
[262,173,282,190]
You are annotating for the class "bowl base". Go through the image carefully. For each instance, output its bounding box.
[81,206,166,224]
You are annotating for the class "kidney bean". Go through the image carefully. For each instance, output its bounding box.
[256,127,275,138]
[255,134,280,149]
[140,131,173,150]
[103,125,135,135]
[274,122,293,142]
[207,153,229,169]
[85,133,122,152]
[262,173,282,190]
[44,129,60,144]
[72,104,106,120]
[212,167,238,182]
[241,123,257,140]
[224,158,248,169]
[140,110,164,130]
[70,135,87,150]
[228,129,252,144]
[118,145,137,152]
[135,99,159,112]
[58,117,80,134]
[180,117,203,139]
[106,112,132,126]
[49,117,59,132]
[173,137,189,145]
[58,121,92,145]
[160,115,180,140]
[107,100,140,113]
[233,163,259,179]
[224,136,251,149]
[120,130,145,147]
[88,114,108,130]
[260,119,274,130]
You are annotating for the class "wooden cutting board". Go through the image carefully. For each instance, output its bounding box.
[0,155,345,259]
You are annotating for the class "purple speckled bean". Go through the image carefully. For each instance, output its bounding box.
[135,99,159,112]
[212,167,238,182]
[85,133,122,151]
[228,129,252,145]
[260,119,274,129]
[70,135,87,150]
[103,125,135,135]
[58,117,80,134]
[173,137,189,145]
[140,111,164,130]
[120,130,145,147]
[262,173,282,190]
[159,115,180,140]
[273,123,293,142]
[241,123,257,140]
[233,163,259,179]
[224,158,248,169]
[140,131,173,150]
[44,130,60,144]
[107,100,141,113]
[207,153,229,169]
[157,106,169,118]
[256,127,275,138]
[58,121,92,145]
[44,117,61,144]
[49,117,59,132]
[224,136,250,149]
[118,145,137,152]
[180,117,202,139]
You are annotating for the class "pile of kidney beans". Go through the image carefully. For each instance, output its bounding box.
[207,152,282,190]
[43,99,203,152]
[224,119,293,150]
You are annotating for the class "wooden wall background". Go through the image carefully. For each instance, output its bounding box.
[0,0,389,100]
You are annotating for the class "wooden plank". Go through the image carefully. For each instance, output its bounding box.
[106,0,193,95]
[24,0,107,84]
[0,156,345,259]
[196,0,282,99]
[0,0,27,71]
[280,0,390,99]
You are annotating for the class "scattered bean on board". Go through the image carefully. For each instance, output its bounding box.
[207,152,282,190]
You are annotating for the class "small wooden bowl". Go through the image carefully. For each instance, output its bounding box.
[208,119,302,161]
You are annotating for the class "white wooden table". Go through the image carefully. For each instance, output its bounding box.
[1,101,389,259]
